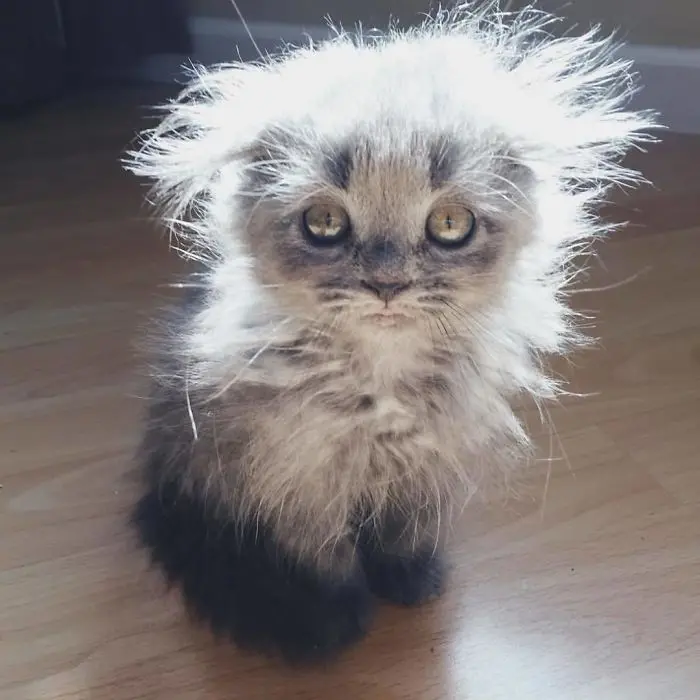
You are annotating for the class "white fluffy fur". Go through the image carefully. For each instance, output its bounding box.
[126,3,656,563]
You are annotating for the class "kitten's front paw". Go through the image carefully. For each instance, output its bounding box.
[278,577,374,662]
[362,549,446,606]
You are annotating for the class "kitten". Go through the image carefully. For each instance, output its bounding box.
[126,4,655,662]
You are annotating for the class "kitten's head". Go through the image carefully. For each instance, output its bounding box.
[127,4,656,359]
[236,121,535,338]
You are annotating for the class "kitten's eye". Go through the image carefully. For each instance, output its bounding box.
[302,204,350,244]
[426,205,476,247]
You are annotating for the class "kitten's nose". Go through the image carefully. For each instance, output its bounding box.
[361,280,411,302]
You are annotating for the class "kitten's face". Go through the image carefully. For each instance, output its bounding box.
[240,128,535,338]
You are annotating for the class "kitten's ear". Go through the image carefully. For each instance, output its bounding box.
[124,63,265,227]
[509,26,659,188]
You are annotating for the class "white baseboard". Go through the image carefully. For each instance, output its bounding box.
[133,17,700,135]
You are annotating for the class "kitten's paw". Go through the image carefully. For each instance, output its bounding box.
[271,576,374,662]
[362,549,446,606]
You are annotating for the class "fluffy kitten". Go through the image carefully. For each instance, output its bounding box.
[127,4,655,662]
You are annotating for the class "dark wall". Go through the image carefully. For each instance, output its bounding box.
[0,0,190,109]
[0,1,65,109]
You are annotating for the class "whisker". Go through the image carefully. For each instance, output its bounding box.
[539,404,555,520]
[568,266,651,294]
[207,318,292,401]
[227,0,265,61]
[159,282,207,289]
[434,313,450,342]
[184,365,199,441]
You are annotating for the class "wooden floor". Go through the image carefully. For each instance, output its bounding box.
[1,89,699,700]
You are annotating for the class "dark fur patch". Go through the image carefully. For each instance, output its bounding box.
[429,136,460,189]
[423,278,454,291]
[419,373,451,396]
[361,236,401,267]
[276,235,348,274]
[420,236,502,273]
[375,426,421,442]
[323,145,353,189]
[133,480,373,662]
[316,278,353,291]
[357,521,446,606]
[362,548,446,606]
[318,290,351,303]
[461,240,500,269]
[356,394,375,411]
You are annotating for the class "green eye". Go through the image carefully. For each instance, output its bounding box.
[426,205,476,247]
[302,203,350,244]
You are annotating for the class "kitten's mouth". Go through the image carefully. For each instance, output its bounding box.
[362,309,414,327]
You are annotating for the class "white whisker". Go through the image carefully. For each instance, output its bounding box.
[569,266,651,294]
[184,366,199,441]
[227,0,265,61]
[208,318,292,401]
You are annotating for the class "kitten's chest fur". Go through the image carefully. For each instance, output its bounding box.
[339,345,442,442]
[221,326,477,552]
[254,329,460,478]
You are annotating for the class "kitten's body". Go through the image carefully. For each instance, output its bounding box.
[129,4,655,662]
